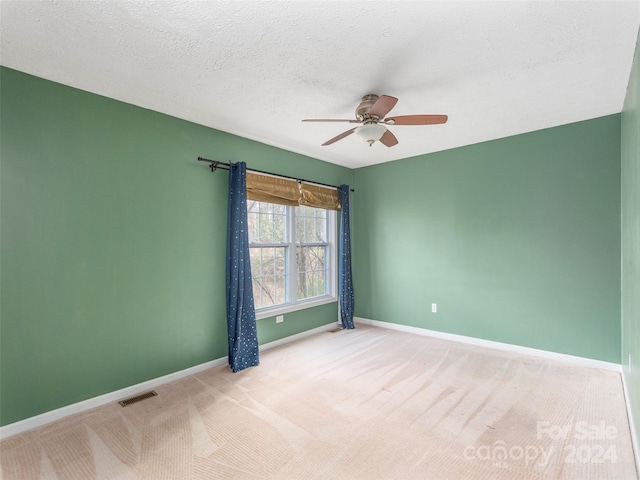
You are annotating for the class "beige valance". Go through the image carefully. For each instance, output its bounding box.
[246,172,341,211]
[300,182,341,211]
[246,173,300,206]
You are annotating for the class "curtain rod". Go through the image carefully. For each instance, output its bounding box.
[197,157,354,192]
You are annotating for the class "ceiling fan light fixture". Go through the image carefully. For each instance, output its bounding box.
[355,124,387,146]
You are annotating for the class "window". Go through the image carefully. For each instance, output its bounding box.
[247,200,336,318]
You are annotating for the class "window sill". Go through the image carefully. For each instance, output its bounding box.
[256,295,337,320]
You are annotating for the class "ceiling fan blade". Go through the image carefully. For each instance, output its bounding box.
[379,129,398,147]
[384,114,448,125]
[369,95,398,118]
[322,128,356,146]
[302,119,360,123]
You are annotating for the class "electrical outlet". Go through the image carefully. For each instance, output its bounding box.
[431,303,437,313]
[276,315,284,324]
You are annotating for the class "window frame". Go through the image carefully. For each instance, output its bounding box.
[248,202,337,320]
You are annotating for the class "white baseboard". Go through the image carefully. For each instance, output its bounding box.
[0,356,227,439]
[1,319,618,439]
[621,370,640,477]
[354,317,622,372]
[0,321,339,439]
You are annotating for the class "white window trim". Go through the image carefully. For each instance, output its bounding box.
[255,295,337,320]
[253,207,338,320]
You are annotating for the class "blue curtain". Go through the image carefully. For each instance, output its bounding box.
[226,162,259,372]
[338,185,355,329]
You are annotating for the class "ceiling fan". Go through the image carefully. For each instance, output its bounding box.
[302,94,448,147]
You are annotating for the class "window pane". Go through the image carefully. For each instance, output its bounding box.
[315,215,326,242]
[308,270,325,297]
[250,246,287,308]
[258,213,273,243]
[296,246,326,299]
[247,200,259,213]
[259,202,272,213]
[272,211,285,242]
[247,201,258,241]
[295,205,326,243]
[249,201,286,243]
[305,216,316,243]
[294,209,305,242]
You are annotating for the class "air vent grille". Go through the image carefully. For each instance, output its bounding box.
[118,390,158,407]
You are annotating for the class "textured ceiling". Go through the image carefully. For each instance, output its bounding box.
[1,1,639,169]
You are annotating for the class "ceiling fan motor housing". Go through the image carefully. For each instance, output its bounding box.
[356,94,380,121]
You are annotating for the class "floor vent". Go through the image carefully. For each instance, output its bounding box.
[329,328,343,333]
[118,390,158,407]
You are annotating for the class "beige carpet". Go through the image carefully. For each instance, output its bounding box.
[1,324,637,479]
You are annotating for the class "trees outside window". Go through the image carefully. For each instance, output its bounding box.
[247,201,336,315]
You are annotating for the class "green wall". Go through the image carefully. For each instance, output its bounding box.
[0,67,352,426]
[622,27,640,451]
[353,115,621,363]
